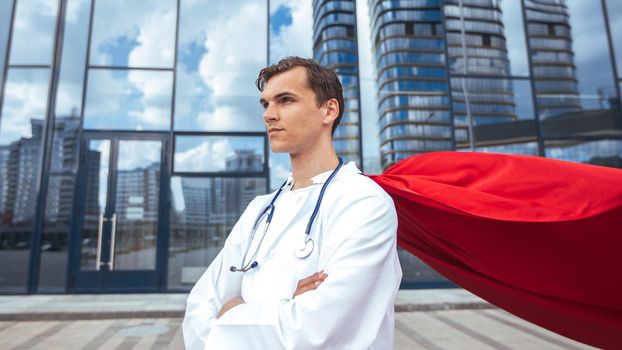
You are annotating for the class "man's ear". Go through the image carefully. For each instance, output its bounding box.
[322,98,339,127]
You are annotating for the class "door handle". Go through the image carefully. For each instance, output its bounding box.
[96,214,104,270]
[109,213,117,271]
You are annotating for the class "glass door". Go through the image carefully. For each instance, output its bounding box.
[71,133,168,292]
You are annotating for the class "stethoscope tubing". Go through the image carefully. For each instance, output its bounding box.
[231,158,344,272]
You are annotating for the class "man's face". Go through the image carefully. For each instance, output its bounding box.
[260,66,328,155]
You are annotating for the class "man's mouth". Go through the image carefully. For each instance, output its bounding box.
[267,127,283,135]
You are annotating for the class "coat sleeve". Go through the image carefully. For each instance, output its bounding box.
[205,190,402,349]
[182,207,249,349]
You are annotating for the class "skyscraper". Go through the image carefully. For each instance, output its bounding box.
[523,0,580,119]
[444,0,518,149]
[312,0,363,167]
[369,0,453,168]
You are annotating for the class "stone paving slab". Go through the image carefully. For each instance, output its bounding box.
[0,309,596,350]
[0,289,491,321]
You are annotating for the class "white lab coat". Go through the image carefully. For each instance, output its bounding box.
[183,162,402,349]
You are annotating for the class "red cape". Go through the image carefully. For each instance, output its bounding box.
[369,151,622,349]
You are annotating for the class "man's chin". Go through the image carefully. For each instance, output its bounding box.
[269,144,289,154]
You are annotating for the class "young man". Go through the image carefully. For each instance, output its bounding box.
[182,57,402,349]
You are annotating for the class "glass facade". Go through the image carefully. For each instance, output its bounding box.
[370,0,621,169]
[313,0,364,167]
[0,0,619,293]
[0,0,269,293]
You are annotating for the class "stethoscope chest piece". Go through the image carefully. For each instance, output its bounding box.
[294,237,314,259]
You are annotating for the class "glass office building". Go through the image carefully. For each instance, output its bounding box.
[0,0,620,294]
[0,0,270,293]
[371,0,622,168]
[312,0,364,166]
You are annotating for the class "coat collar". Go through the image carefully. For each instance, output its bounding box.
[285,161,361,188]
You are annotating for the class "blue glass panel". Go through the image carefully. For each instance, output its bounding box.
[270,0,312,63]
[0,68,50,292]
[174,136,265,173]
[0,0,14,86]
[55,0,91,116]
[605,0,622,78]
[168,176,267,289]
[545,139,622,168]
[89,0,176,68]
[500,0,529,77]
[84,69,173,130]
[174,0,267,132]
[8,0,59,65]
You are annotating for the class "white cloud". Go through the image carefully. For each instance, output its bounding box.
[0,69,49,144]
[269,0,313,62]
[127,4,176,68]
[173,0,266,131]
[117,140,161,170]
[127,70,173,128]
[175,138,233,172]
[10,0,57,64]
[198,3,265,98]
[89,0,175,67]
[196,105,239,131]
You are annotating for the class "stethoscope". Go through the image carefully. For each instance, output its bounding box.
[230,158,344,272]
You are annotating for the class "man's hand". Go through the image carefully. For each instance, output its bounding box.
[218,297,244,318]
[293,271,328,298]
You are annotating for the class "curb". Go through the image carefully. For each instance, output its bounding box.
[0,302,494,321]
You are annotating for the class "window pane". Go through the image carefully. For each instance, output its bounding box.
[89,0,176,68]
[168,176,267,289]
[500,0,529,77]
[445,1,511,76]
[605,0,622,78]
[525,0,618,124]
[453,78,537,150]
[79,140,110,271]
[0,68,50,292]
[174,0,267,131]
[113,140,162,271]
[84,69,172,130]
[38,112,81,291]
[0,0,14,86]
[174,136,265,173]
[270,0,312,63]
[39,175,74,291]
[9,0,59,65]
[55,0,91,116]
[545,139,622,168]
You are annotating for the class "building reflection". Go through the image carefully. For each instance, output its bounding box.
[168,150,266,287]
[0,115,80,251]
[524,0,581,119]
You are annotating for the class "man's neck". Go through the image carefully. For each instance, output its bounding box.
[290,145,339,191]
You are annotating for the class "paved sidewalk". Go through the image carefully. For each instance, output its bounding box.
[0,289,596,349]
[0,289,490,320]
[0,309,595,349]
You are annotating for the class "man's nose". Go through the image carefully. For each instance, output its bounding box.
[263,105,278,124]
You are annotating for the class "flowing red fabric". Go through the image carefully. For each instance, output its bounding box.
[368,151,622,349]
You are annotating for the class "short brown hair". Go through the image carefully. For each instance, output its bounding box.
[256,56,344,135]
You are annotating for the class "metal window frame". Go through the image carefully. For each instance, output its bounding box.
[28,0,68,293]
[171,131,270,177]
